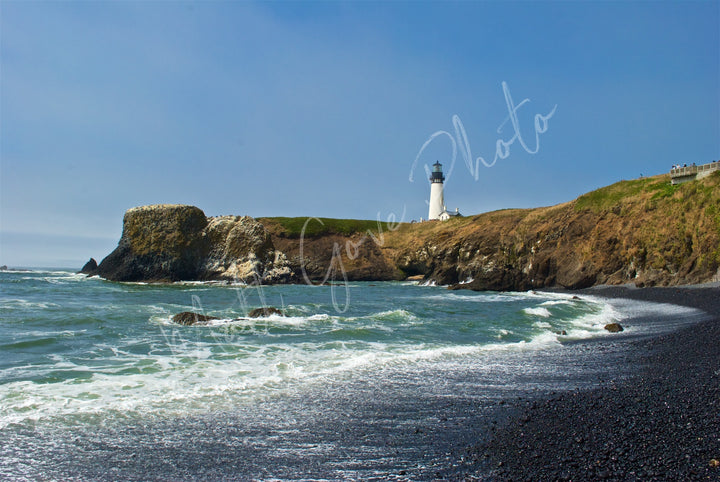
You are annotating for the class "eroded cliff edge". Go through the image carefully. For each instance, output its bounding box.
[96,205,294,283]
[94,172,720,289]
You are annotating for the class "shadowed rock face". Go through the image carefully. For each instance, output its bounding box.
[98,205,208,282]
[79,258,98,275]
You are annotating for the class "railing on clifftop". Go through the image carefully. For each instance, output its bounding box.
[670,161,720,185]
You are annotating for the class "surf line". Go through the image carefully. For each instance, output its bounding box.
[299,208,405,313]
[409,81,558,183]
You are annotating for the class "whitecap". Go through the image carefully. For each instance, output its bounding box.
[523,307,552,317]
[539,300,572,306]
[533,321,552,329]
[372,309,418,321]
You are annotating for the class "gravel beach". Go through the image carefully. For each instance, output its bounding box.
[464,285,720,481]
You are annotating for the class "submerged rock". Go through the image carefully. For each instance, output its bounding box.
[604,322,624,333]
[172,312,219,325]
[247,307,284,318]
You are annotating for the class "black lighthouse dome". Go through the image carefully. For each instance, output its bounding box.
[430,161,445,183]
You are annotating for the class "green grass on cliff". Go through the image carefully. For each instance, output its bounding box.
[259,217,398,238]
[574,175,679,212]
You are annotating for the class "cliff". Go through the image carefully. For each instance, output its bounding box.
[95,172,720,289]
[387,172,720,290]
[97,205,293,283]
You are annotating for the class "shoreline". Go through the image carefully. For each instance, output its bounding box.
[460,285,720,480]
[3,277,719,480]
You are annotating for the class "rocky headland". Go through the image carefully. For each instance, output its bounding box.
[91,172,720,289]
[94,204,294,283]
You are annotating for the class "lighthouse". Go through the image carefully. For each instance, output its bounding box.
[428,161,445,220]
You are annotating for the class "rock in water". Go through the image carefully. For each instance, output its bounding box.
[247,307,284,318]
[96,205,293,284]
[604,322,624,333]
[172,312,219,325]
[79,258,98,275]
[97,204,208,282]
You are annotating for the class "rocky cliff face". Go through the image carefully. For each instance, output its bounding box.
[96,172,720,289]
[98,205,208,282]
[97,205,293,283]
[383,172,720,290]
[201,215,293,283]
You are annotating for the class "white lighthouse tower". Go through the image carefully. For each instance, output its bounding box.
[428,161,445,220]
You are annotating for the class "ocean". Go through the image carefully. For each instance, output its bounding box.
[0,269,706,480]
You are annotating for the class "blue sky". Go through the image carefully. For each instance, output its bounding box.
[1,0,718,267]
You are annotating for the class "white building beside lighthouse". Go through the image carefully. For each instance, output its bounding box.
[428,161,462,221]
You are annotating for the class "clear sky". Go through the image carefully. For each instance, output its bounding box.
[1,0,718,267]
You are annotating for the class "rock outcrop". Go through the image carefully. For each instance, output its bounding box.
[247,307,285,318]
[79,258,98,275]
[201,215,293,283]
[172,312,219,325]
[95,172,720,289]
[97,205,293,283]
[98,205,208,282]
[604,323,624,333]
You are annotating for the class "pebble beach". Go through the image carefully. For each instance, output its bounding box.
[467,285,720,481]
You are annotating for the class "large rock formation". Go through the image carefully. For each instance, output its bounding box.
[98,205,208,282]
[97,205,293,283]
[95,172,720,289]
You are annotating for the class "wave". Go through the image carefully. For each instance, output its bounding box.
[0,337,60,350]
[1,268,75,275]
[372,309,418,322]
[0,298,62,310]
[3,279,706,433]
[539,299,572,306]
[205,313,332,329]
[523,307,552,317]
[533,321,552,329]
[422,292,515,302]
[0,294,694,430]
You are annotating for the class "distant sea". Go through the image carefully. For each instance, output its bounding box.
[0,269,705,479]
